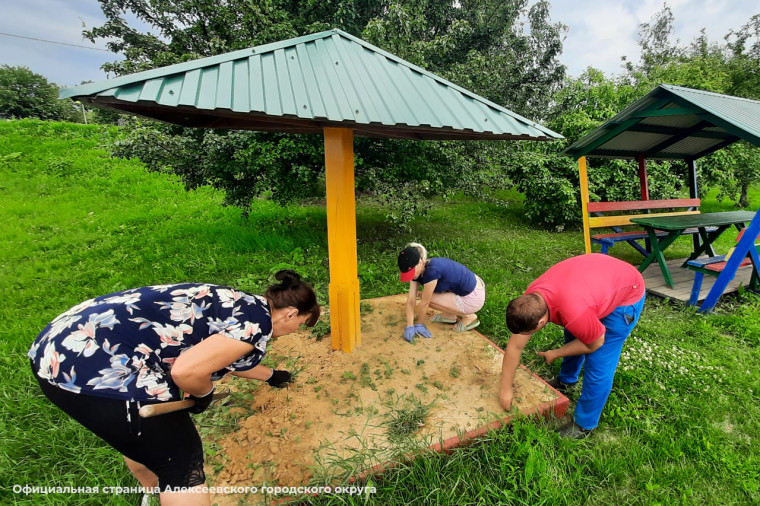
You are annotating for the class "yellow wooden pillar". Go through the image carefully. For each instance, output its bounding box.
[578,156,592,254]
[323,127,361,352]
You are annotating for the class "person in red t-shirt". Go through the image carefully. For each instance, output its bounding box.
[499,254,645,438]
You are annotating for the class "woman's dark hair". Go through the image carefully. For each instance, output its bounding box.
[264,270,320,327]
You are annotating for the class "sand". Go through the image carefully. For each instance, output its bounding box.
[205,294,561,504]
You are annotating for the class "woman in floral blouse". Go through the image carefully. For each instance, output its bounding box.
[28,270,319,505]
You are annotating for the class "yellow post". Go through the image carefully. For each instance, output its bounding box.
[578,156,592,254]
[323,127,361,352]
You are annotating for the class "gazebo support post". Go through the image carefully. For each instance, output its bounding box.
[687,157,700,251]
[637,154,650,200]
[578,156,592,254]
[686,157,698,198]
[637,154,652,251]
[324,127,361,353]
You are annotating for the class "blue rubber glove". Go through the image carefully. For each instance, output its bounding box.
[414,323,433,338]
[403,326,416,343]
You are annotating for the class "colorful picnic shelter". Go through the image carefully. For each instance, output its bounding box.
[565,84,760,310]
[60,28,562,351]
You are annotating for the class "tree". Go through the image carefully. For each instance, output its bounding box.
[725,14,760,100]
[85,0,567,117]
[518,6,760,227]
[506,68,684,229]
[85,0,568,225]
[83,0,386,76]
[0,65,80,121]
[362,0,566,119]
[628,7,760,209]
[630,3,681,77]
[702,142,760,208]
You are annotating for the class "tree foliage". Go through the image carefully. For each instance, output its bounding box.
[84,1,759,228]
[517,6,760,227]
[626,7,760,208]
[86,0,566,117]
[726,14,760,100]
[362,0,566,118]
[0,65,82,122]
[86,0,567,226]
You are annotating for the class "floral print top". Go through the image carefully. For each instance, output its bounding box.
[28,283,272,402]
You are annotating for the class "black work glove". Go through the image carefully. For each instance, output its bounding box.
[188,387,215,414]
[266,369,292,388]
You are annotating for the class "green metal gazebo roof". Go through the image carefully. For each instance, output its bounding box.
[564,84,760,161]
[60,29,561,141]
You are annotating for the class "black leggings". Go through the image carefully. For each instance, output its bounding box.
[33,366,205,491]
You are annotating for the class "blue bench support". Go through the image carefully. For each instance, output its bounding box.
[690,213,760,312]
[689,270,704,307]
[686,255,753,306]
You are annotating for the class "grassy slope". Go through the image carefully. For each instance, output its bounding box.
[1,120,759,505]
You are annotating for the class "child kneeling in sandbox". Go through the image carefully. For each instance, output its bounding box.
[397,242,486,342]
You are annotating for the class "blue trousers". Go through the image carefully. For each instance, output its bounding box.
[558,294,645,430]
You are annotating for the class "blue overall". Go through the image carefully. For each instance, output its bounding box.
[558,294,645,430]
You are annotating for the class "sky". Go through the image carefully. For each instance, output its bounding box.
[0,0,758,88]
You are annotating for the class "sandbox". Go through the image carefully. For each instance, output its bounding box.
[205,294,568,504]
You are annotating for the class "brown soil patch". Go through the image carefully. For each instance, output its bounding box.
[206,294,560,504]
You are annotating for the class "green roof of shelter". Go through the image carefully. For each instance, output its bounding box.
[564,84,760,160]
[60,29,561,141]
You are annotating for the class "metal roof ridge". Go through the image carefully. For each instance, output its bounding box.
[331,29,557,134]
[562,86,664,155]
[59,30,344,99]
[60,26,560,137]
[564,83,760,159]
[661,83,760,105]
[662,84,760,137]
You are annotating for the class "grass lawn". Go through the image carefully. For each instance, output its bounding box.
[1,119,759,505]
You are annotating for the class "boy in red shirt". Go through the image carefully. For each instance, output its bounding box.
[500,254,645,438]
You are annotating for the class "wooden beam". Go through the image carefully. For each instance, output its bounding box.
[577,148,708,160]
[692,136,741,159]
[632,107,696,118]
[686,157,700,252]
[686,158,698,199]
[699,212,760,312]
[324,127,361,353]
[642,120,712,158]
[587,199,700,212]
[625,123,731,139]
[667,95,760,148]
[84,98,559,142]
[569,98,672,158]
[578,157,592,254]
[571,118,644,158]
[637,154,649,200]
[588,211,700,228]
